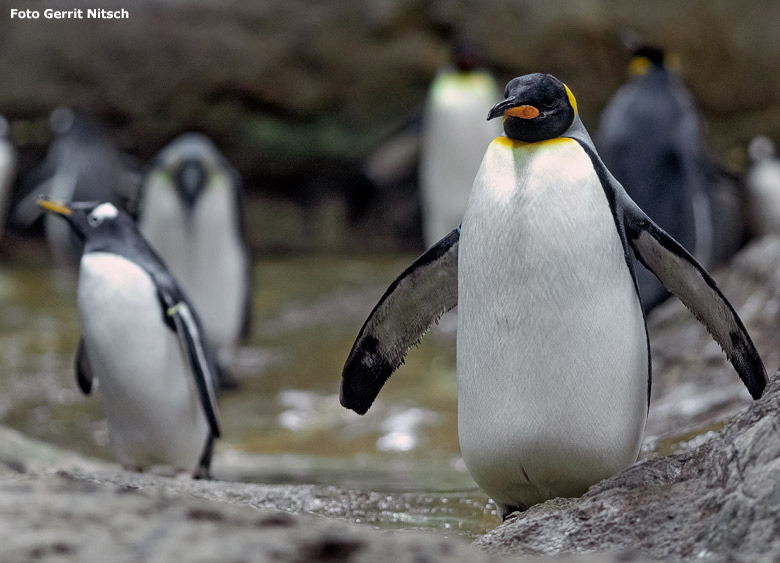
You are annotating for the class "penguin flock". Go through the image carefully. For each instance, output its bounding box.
[1,42,778,518]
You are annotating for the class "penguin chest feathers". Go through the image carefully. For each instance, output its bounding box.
[77,251,209,469]
[457,136,648,510]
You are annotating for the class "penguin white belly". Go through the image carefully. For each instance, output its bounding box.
[77,252,209,471]
[140,176,247,352]
[420,72,502,246]
[457,137,648,511]
[747,159,780,235]
[138,175,191,279]
[188,178,248,351]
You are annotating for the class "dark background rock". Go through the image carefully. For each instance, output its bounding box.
[1,0,779,250]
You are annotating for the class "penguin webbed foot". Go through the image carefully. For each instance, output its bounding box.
[501,504,527,521]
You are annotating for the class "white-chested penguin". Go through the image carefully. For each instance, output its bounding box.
[137,134,251,384]
[340,73,766,519]
[0,115,18,239]
[419,39,503,247]
[14,108,139,268]
[596,46,715,312]
[38,197,221,477]
[746,135,780,235]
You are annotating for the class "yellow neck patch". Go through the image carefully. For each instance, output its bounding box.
[564,84,578,117]
[493,136,571,150]
[628,56,652,78]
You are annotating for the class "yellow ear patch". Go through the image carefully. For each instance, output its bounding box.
[628,56,652,78]
[563,84,578,117]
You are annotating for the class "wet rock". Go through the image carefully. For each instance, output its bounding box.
[644,236,780,448]
[0,424,657,563]
[476,371,780,562]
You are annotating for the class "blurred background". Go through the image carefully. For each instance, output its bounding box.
[0,0,778,538]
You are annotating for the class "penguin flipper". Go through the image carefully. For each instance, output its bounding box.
[340,227,459,415]
[623,204,767,399]
[75,337,94,395]
[162,296,222,438]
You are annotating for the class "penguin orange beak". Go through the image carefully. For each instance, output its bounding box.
[36,197,72,216]
[504,106,540,119]
[487,98,540,120]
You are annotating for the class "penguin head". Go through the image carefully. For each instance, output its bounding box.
[174,158,207,209]
[628,46,666,77]
[36,198,136,247]
[153,133,223,210]
[487,73,577,143]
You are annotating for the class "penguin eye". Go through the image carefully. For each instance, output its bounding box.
[87,214,104,228]
[541,98,556,110]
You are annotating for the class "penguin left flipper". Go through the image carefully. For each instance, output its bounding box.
[75,337,94,395]
[341,227,460,415]
[623,201,767,399]
[158,289,222,438]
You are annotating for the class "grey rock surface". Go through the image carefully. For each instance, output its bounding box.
[0,426,658,563]
[476,371,780,562]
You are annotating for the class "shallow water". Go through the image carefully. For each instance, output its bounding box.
[0,251,498,538]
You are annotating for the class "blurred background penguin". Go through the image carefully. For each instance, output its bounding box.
[138,133,252,390]
[12,107,139,271]
[597,41,750,312]
[418,37,502,247]
[0,115,17,240]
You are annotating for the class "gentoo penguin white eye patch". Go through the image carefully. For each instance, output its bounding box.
[88,203,119,226]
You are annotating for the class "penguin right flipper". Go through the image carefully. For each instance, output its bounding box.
[75,337,94,395]
[623,202,767,399]
[340,227,460,415]
[159,291,222,438]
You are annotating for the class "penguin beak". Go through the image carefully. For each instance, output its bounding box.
[36,196,73,216]
[487,98,540,121]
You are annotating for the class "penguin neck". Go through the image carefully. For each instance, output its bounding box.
[493,136,569,150]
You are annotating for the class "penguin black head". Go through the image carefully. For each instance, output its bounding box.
[628,46,666,77]
[487,73,577,143]
[37,197,138,251]
[175,158,207,209]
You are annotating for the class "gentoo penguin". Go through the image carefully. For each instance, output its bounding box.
[38,197,221,477]
[419,40,503,247]
[137,134,251,380]
[0,115,17,239]
[596,46,712,312]
[341,73,766,519]
[14,108,139,268]
[746,135,780,235]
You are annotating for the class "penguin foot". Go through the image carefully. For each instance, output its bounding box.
[501,505,526,521]
[175,470,194,480]
[122,464,143,473]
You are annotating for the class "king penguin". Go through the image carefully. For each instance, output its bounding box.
[14,108,139,268]
[596,46,714,312]
[419,39,503,247]
[340,73,766,519]
[38,197,221,477]
[0,115,18,239]
[137,134,251,381]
